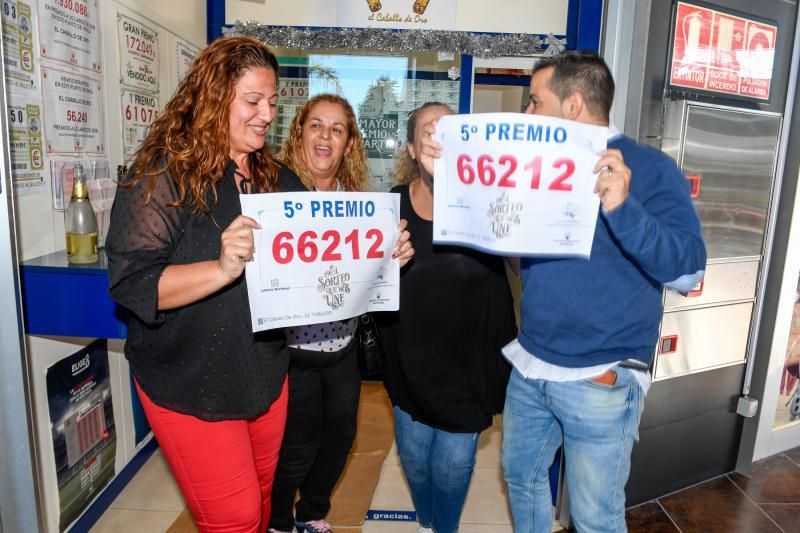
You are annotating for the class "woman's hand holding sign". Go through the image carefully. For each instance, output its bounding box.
[219,215,261,281]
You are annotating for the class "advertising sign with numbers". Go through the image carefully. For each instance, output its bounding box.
[174,37,198,87]
[2,0,37,93]
[41,65,105,154]
[433,113,606,258]
[120,89,158,159]
[117,13,159,93]
[37,0,101,72]
[240,192,400,331]
[7,93,44,195]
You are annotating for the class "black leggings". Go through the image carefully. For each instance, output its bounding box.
[268,339,361,530]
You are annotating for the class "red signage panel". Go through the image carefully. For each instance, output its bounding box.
[670,2,777,101]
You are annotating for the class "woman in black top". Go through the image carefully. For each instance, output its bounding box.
[106,37,304,532]
[379,103,516,533]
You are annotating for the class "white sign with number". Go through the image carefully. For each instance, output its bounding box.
[241,192,400,331]
[120,89,158,159]
[118,14,159,93]
[41,65,105,154]
[433,113,607,258]
[37,0,101,72]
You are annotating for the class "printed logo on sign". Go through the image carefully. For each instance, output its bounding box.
[487,191,522,239]
[562,202,578,219]
[317,265,351,310]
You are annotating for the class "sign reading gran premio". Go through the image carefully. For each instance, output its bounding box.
[117,13,159,94]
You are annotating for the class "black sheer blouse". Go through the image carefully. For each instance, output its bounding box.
[106,160,306,420]
[378,185,516,433]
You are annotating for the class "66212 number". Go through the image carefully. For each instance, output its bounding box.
[272,229,385,264]
[456,154,576,191]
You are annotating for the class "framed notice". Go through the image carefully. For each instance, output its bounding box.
[37,0,101,72]
[120,89,159,159]
[174,37,199,87]
[2,0,38,93]
[41,65,105,154]
[7,93,45,195]
[117,13,159,93]
[669,1,777,101]
[47,339,116,532]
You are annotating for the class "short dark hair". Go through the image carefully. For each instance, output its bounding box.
[531,51,615,122]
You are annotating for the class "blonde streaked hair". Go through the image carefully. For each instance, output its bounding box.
[393,102,454,185]
[278,94,371,192]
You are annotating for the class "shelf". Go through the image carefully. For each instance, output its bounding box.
[21,250,127,339]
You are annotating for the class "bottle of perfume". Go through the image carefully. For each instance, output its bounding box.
[65,163,98,264]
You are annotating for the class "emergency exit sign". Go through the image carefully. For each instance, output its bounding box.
[669,2,777,101]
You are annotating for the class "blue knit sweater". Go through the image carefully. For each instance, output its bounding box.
[518,135,707,367]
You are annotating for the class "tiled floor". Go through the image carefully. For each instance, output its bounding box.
[90,383,800,533]
[90,450,186,532]
[625,449,800,533]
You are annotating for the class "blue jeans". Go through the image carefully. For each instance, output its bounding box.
[393,406,479,533]
[501,368,645,533]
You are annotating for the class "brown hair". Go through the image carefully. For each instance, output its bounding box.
[128,36,281,212]
[393,102,454,185]
[278,94,370,192]
[531,51,614,122]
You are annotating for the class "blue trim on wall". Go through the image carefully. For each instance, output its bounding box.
[565,0,603,52]
[70,438,158,532]
[207,0,226,43]
[474,74,531,87]
[459,55,473,113]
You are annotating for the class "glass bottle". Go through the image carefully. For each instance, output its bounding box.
[65,163,98,264]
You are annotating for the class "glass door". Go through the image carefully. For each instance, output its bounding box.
[268,49,462,191]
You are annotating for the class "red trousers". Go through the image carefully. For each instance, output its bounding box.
[135,379,288,533]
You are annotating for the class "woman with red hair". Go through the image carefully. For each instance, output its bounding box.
[106,36,305,532]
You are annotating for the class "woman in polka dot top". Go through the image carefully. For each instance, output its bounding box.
[268,94,413,533]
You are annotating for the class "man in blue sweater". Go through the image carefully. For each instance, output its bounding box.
[419,52,706,532]
[503,52,706,532]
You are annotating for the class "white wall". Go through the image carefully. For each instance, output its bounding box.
[225,0,569,35]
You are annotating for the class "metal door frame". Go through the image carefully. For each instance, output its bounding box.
[0,21,44,532]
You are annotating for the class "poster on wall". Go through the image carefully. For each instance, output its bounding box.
[117,13,159,94]
[37,0,101,73]
[7,93,45,196]
[670,1,777,101]
[2,0,38,93]
[41,65,105,154]
[267,78,310,150]
[120,89,159,160]
[174,37,199,87]
[338,0,456,30]
[46,339,116,532]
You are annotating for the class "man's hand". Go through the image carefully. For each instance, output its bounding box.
[417,121,443,177]
[593,149,631,212]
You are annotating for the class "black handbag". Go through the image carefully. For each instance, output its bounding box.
[357,313,385,380]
